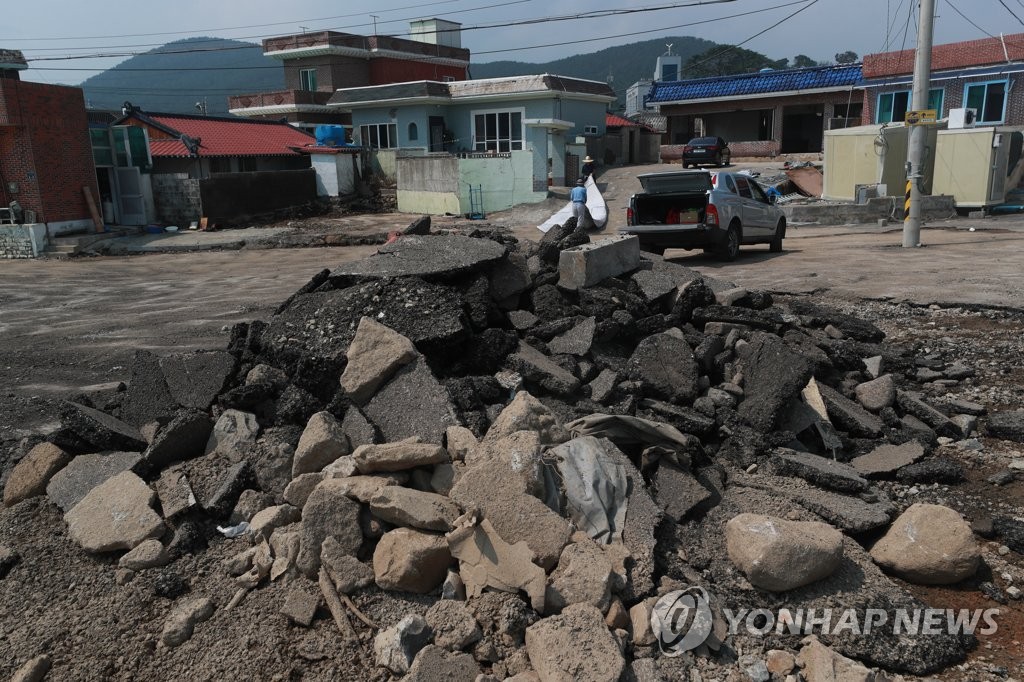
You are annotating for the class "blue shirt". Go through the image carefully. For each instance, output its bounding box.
[570,186,587,203]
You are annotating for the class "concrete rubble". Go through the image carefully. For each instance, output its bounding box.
[3,220,1013,680]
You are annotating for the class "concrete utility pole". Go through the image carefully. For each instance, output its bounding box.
[903,0,936,248]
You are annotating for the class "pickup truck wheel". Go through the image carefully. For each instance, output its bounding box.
[720,223,741,261]
[770,220,786,252]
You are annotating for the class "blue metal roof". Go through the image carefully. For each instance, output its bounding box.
[647,64,863,104]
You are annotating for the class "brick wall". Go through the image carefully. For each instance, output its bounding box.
[151,173,201,225]
[0,79,98,225]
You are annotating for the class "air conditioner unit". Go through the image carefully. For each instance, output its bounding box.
[949,108,977,129]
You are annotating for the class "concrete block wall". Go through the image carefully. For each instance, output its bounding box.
[0,224,46,259]
[151,174,201,226]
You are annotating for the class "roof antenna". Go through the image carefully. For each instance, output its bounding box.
[666,43,674,56]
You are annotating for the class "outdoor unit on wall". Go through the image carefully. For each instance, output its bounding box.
[948,108,977,129]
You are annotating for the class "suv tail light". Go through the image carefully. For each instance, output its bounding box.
[706,203,719,226]
[626,206,635,225]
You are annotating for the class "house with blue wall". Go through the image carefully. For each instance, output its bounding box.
[327,74,615,215]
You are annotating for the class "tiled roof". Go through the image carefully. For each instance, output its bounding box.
[606,113,638,128]
[864,33,1024,78]
[647,64,862,104]
[133,113,314,157]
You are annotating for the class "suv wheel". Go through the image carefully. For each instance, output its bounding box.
[720,223,741,261]
[770,220,786,252]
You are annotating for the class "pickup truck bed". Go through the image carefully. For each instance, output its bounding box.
[621,170,785,261]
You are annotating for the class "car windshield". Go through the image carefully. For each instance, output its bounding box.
[690,137,719,146]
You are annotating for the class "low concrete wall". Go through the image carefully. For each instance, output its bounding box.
[396,151,546,215]
[199,169,317,223]
[152,173,202,226]
[782,195,957,225]
[457,151,546,214]
[0,224,47,258]
[661,140,781,162]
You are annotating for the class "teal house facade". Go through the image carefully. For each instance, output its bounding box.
[328,75,615,215]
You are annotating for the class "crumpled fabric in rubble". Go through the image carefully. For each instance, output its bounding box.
[549,435,628,545]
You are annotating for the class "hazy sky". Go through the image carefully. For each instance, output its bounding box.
[1,0,1013,85]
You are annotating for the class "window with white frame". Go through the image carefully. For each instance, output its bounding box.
[965,80,1007,123]
[299,68,317,92]
[472,109,524,152]
[359,123,398,149]
[876,88,943,124]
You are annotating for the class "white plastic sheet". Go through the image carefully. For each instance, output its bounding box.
[537,175,608,233]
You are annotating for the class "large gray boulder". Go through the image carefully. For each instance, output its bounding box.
[292,411,349,477]
[64,471,164,553]
[295,478,363,578]
[524,604,626,682]
[373,528,451,594]
[4,442,71,507]
[869,503,980,584]
[725,513,843,592]
[339,316,418,405]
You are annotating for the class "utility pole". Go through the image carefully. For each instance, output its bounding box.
[903,0,936,248]
[370,15,379,36]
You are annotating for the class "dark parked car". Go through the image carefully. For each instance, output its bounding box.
[682,136,731,168]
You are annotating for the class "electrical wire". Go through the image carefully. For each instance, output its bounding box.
[997,0,1024,26]
[946,0,997,37]
[28,0,812,73]
[0,0,473,42]
[682,0,821,72]
[20,0,735,59]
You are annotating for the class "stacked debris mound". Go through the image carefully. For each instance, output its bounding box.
[5,217,1017,681]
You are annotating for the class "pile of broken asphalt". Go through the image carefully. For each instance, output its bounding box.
[3,216,1024,681]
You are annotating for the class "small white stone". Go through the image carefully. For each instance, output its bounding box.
[745,463,758,474]
[1006,586,1021,600]
[908,486,921,495]
[999,545,1011,556]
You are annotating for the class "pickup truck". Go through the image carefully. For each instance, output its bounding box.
[620,170,786,261]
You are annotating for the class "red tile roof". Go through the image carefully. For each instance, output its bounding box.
[606,113,639,128]
[864,32,1024,78]
[142,114,314,157]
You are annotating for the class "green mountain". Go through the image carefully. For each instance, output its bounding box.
[79,37,284,115]
[471,36,721,108]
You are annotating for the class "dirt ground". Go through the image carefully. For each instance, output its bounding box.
[2,163,1024,680]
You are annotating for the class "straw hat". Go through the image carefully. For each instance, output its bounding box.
[583,156,594,163]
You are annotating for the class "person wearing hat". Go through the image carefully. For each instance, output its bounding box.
[570,177,588,220]
[581,155,595,180]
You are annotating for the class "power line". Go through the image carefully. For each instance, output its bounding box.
[474,0,811,56]
[945,0,996,37]
[0,0,469,41]
[997,0,1024,25]
[29,0,809,72]
[684,0,821,72]
[21,0,534,58]
[20,0,727,57]
[897,0,915,52]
